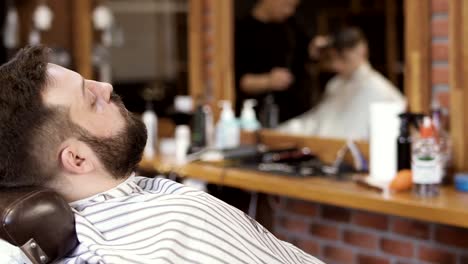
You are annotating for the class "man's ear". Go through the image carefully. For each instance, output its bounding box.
[59,140,95,174]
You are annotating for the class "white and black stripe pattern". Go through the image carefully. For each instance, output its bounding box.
[58,176,324,264]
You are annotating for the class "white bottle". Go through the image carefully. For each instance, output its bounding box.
[215,100,240,149]
[142,103,157,159]
[175,125,191,164]
[240,99,261,132]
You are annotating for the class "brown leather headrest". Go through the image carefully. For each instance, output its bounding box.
[0,187,78,263]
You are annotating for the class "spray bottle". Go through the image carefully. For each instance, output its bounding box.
[240,99,261,132]
[412,116,442,197]
[215,100,240,149]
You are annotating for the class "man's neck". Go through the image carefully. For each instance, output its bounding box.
[53,173,129,203]
[340,60,367,80]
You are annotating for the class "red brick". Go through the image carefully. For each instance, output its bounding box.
[418,245,456,264]
[323,245,354,263]
[352,211,388,231]
[432,0,449,12]
[295,239,320,255]
[432,18,449,37]
[432,42,449,61]
[275,232,289,242]
[278,217,309,233]
[343,230,378,249]
[321,205,351,223]
[435,225,468,249]
[391,218,430,239]
[286,199,318,217]
[310,223,339,240]
[435,90,450,109]
[357,254,390,264]
[432,66,449,85]
[380,238,414,258]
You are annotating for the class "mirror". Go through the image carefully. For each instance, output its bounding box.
[233,0,408,140]
[107,0,188,115]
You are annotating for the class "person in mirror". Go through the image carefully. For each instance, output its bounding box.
[278,27,406,140]
[0,46,324,264]
[235,0,328,125]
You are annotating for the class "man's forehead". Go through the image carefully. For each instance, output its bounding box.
[46,63,81,85]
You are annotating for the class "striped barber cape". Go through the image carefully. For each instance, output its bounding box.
[59,176,325,264]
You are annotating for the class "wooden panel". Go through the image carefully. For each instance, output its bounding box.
[71,0,93,79]
[404,0,431,113]
[188,0,204,99]
[211,0,235,118]
[139,157,468,228]
[449,0,468,171]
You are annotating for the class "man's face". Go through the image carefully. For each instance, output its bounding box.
[43,63,125,138]
[263,0,300,22]
[42,64,147,179]
[329,42,367,76]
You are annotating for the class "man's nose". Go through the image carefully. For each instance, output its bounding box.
[97,82,113,103]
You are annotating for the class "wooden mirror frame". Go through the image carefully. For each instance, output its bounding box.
[449,0,468,171]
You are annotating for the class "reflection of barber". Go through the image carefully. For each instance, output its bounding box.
[279,27,405,140]
[235,0,325,124]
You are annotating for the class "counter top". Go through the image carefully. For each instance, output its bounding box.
[139,157,468,228]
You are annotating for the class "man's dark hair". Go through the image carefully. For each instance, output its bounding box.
[0,46,65,187]
[329,27,367,54]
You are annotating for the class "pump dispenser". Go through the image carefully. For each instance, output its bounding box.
[215,100,240,149]
[240,99,261,132]
[142,102,157,159]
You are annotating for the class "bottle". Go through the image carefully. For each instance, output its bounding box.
[175,125,190,164]
[240,99,261,132]
[397,113,412,171]
[412,117,442,197]
[191,98,214,150]
[260,94,279,128]
[191,99,207,148]
[215,100,240,149]
[142,102,157,159]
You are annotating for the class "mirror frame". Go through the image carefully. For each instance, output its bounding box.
[449,0,468,171]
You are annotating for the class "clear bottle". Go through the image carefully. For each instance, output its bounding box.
[240,99,261,132]
[215,100,240,149]
[142,102,157,159]
[412,117,442,197]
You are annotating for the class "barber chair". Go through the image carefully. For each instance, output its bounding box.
[0,188,78,263]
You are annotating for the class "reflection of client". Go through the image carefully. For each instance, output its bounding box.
[279,27,405,140]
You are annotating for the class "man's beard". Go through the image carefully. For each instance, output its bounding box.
[75,94,147,179]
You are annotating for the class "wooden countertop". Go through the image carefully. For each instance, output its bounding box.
[139,157,468,229]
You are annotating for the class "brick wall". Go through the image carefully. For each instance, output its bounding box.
[431,0,450,109]
[272,198,468,264]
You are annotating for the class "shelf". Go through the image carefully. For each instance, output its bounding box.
[139,157,468,229]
